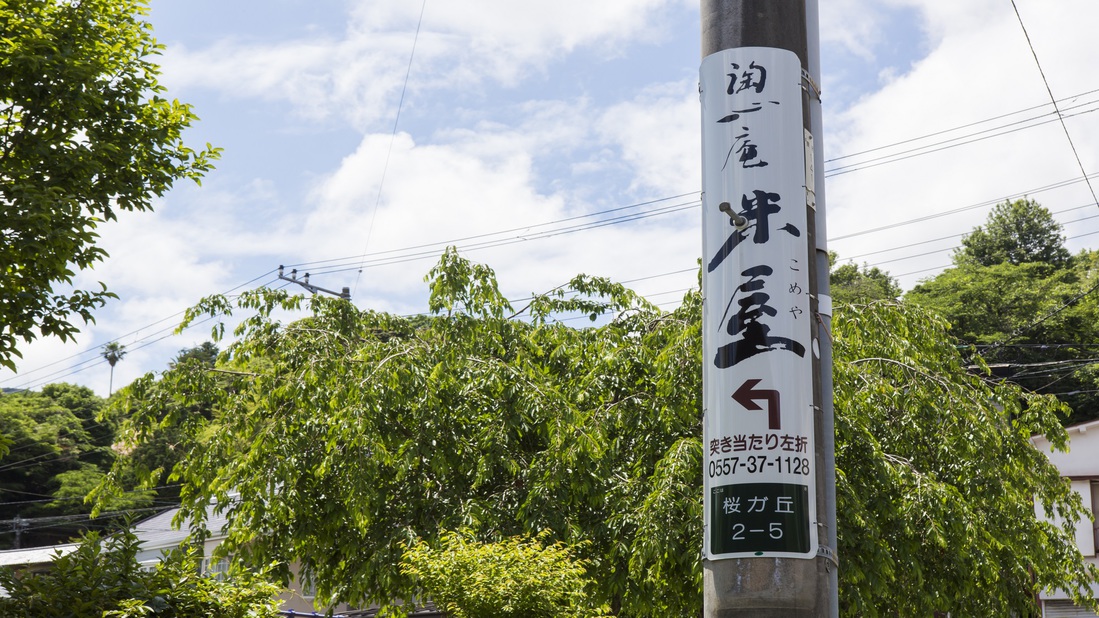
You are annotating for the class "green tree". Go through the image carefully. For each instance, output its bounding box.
[106,342,222,505]
[0,525,280,617]
[832,301,1094,615]
[97,250,1097,616]
[954,198,1071,267]
[829,257,902,304]
[169,342,220,370]
[906,252,1099,424]
[0,0,220,371]
[102,342,127,396]
[401,530,607,617]
[0,384,151,548]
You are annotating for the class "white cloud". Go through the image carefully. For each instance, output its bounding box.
[350,0,682,62]
[598,81,700,195]
[823,0,1099,288]
[819,0,893,61]
[10,0,1099,397]
[158,0,691,130]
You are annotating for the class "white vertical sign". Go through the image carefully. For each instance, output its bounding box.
[701,47,817,560]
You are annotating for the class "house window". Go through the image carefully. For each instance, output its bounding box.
[201,557,231,582]
[300,572,316,598]
[1091,480,1099,555]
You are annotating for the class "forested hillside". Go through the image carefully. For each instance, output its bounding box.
[905,199,1099,424]
[0,344,217,549]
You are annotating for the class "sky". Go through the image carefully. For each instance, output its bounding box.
[4,0,1099,397]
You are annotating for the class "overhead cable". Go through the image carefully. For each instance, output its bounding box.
[1010,0,1099,208]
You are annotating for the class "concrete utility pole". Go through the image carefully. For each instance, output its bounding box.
[699,1,836,616]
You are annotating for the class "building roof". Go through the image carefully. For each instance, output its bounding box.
[131,505,231,552]
[0,542,79,568]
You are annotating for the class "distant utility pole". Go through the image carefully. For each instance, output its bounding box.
[278,266,351,300]
[699,1,837,617]
[12,515,27,549]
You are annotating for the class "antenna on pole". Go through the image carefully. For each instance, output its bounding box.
[277,265,351,300]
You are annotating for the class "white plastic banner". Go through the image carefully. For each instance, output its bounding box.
[700,47,817,560]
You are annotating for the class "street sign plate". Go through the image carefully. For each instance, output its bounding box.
[701,47,817,560]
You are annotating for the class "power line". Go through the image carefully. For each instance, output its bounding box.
[847,212,1099,276]
[1,273,281,391]
[982,276,1099,357]
[840,203,1099,268]
[0,270,279,390]
[286,192,699,270]
[0,447,108,474]
[6,151,1099,390]
[10,75,1099,389]
[830,173,1099,242]
[3,313,229,393]
[353,0,429,298]
[824,86,1099,164]
[7,187,1093,390]
[1010,0,1099,209]
[304,199,699,277]
[0,506,176,526]
[824,99,1099,178]
[0,485,183,508]
[839,202,1098,262]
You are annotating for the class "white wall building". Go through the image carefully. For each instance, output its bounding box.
[1033,418,1099,617]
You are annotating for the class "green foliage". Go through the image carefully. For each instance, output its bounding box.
[170,342,220,370]
[0,526,280,617]
[0,0,220,370]
[401,530,607,617]
[0,384,155,548]
[906,251,1099,423]
[102,250,699,615]
[829,256,902,304]
[98,250,1098,616]
[954,198,1070,267]
[93,343,223,508]
[833,301,1097,615]
[102,343,128,368]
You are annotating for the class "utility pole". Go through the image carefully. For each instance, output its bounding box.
[699,2,836,616]
[278,266,351,300]
[13,515,27,549]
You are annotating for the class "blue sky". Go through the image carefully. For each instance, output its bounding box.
[4,0,1099,396]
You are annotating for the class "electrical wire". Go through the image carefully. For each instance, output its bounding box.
[0,485,182,508]
[0,505,180,535]
[0,269,279,389]
[0,273,282,391]
[286,192,699,271]
[10,77,1099,389]
[4,100,1099,390]
[824,102,1099,178]
[306,199,699,277]
[981,276,1099,357]
[830,172,1099,242]
[352,0,429,299]
[847,210,1099,275]
[1010,0,1099,209]
[824,86,1099,164]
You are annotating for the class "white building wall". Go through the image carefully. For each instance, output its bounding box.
[1034,420,1099,615]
